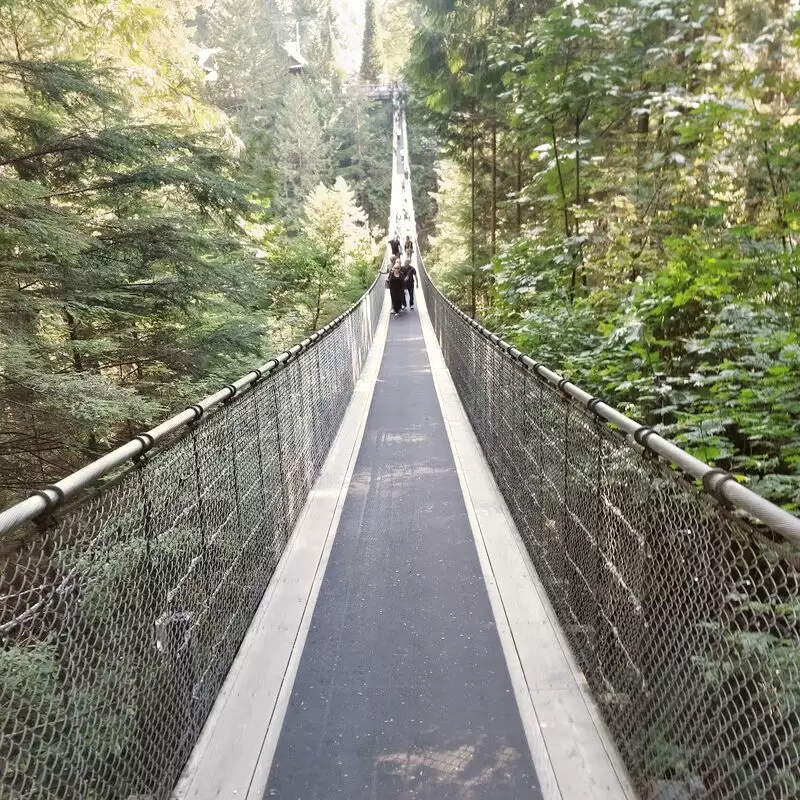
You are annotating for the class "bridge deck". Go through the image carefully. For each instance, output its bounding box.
[172,288,634,800]
[172,113,634,800]
[264,296,539,799]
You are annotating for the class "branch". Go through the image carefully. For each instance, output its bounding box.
[550,121,571,238]
[0,134,85,168]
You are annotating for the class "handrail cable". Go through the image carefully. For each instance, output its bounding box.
[0,271,384,536]
[419,275,800,546]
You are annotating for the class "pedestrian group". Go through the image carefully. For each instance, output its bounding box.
[386,233,418,316]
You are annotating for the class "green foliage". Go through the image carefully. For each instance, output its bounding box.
[273,77,329,226]
[378,0,420,76]
[0,524,208,798]
[329,87,393,229]
[361,0,382,82]
[203,0,287,121]
[407,0,800,512]
[0,0,387,796]
[405,105,439,247]
[407,3,800,791]
[424,158,472,299]
[0,9,276,506]
[269,177,375,336]
[0,0,394,508]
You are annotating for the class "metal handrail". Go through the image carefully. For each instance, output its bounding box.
[419,266,800,547]
[0,271,384,536]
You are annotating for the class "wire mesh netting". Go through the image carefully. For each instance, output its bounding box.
[0,278,384,800]
[421,269,799,800]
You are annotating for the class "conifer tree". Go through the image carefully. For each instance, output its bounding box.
[360,0,382,82]
[202,0,290,199]
[303,0,343,97]
[205,0,287,122]
[269,177,372,333]
[273,78,329,226]
[0,29,268,505]
[329,89,392,227]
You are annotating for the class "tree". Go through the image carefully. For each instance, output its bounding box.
[403,4,800,797]
[204,0,287,121]
[405,107,439,249]
[361,0,382,82]
[201,0,290,200]
[377,0,419,76]
[303,0,344,98]
[405,0,513,314]
[328,87,393,228]
[0,0,395,508]
[0,3,272,506]
[406,0,800,506]
[271,178,373,334]
[273,78,329,226]
[424,159,472,305]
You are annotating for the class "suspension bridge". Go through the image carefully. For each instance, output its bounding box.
[1,107,798,800]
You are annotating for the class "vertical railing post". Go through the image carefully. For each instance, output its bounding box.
[45,508,90,797]
[488,348,497,468]
[521,369,536,553]
[315,346,325,470]
[154,610,198,772]
[250,380,279,599]
[537,374,549,587]
[471,326,479,426]
[295,355,308,494]
[133,460,156,793]
[251,386,270,530]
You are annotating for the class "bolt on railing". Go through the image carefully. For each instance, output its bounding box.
[0,273,385,800]
[419,258,800,800]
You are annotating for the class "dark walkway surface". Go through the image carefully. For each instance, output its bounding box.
[264,303,541,799]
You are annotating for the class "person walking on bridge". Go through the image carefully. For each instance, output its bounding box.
[389,233,401,261]
[387,263,406,316]
[404,257,418,310]
[404,235,414,260]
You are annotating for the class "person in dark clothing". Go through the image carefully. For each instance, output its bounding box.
[389,234,402,260]
[399,261,410,308]
[404,259,418,309]
[387,264,406,315]
[404,235,414,260]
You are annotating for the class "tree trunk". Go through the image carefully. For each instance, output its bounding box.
[762,139,789,254]
[491,120,497,255]
[575,116,586,290]
[632,90,649,281]
[312,279,323,330]
[470,125,477,318]
[516,147,522,234]
[551,123,570,239]
[63,308,84,373]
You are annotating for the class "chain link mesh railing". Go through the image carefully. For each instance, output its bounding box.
[420,263,800,800]
[0,275,385,800]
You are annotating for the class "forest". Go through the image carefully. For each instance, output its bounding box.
[404,0,800,513]
[0,0,397,508]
